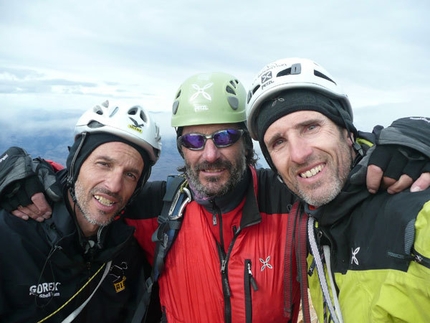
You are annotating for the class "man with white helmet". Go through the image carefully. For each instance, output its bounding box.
[0,101,162,322]
[247,57,430,322]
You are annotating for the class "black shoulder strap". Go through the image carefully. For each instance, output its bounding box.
[131,175,191,323]
[151,175,190,280]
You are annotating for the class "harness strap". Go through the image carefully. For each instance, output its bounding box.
[283,205,296,318]
[132,175,190,323]
[296,207,311,323]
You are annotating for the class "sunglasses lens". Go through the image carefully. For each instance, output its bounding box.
[213,129,242,147]
[180,129,243,150]
[180,134,206,150]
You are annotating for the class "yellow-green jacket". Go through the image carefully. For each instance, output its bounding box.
[307,172,430,323]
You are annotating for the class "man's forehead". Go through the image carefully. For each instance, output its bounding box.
[274,110,326,125]
[89,141,142,162]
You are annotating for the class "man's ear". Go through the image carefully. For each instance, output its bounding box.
[342,128,355,147]
[349,132,355,146]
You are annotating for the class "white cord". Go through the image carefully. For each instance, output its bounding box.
[61,261,112,323]
[307,217,342,323]
[323,245,344,322]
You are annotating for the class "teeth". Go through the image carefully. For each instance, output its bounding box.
[300,165,323,178]
[94,195,114,206]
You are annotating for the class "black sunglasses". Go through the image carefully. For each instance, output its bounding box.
[178,129,244,151]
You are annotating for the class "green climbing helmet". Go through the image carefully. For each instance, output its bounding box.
[171,72,247,128]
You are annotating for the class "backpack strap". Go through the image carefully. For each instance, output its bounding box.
[132,175,191,323]
[151,175,191,280]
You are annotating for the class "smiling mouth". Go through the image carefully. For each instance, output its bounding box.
[203,168,224,173]
[94,195,115,206]
[300,165,324,178]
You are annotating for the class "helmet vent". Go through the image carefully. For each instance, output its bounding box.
[247,85,260,103]
[314,70,336,85]
[229,80,238,89]
[227,96,239,110]
[128,106,148,123]
[139,110,148,123]
[87,120,104,129]
[226,84,236,95]
[277,67,292,77]
[277,63,302,77]
[93,105,104,115]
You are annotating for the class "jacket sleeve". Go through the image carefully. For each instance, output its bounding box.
[377,117,430,158]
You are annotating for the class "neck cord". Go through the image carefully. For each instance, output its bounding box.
[37,261,112,323]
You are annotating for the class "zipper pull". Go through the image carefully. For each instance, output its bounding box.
[248,262,258,291]
[212,213,217,225]
[220,260,231,296]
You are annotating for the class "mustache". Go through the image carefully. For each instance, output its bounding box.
[195,159,233,171]
[90,187,123,204]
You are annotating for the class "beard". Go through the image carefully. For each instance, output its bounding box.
[294,141,353,207]
[74,180,120,227]
[185,153,247,198]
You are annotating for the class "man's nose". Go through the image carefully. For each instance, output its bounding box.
[104,170,123,193]
[289,137,313,164]
[201,139,221,162]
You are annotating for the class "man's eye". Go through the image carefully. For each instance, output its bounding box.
[272,138,284,149]
[126,172,138,181]
[307,124,318,131]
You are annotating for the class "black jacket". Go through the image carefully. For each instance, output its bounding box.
[0,180,152,323]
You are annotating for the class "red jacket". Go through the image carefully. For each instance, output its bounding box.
[127,167,300,323]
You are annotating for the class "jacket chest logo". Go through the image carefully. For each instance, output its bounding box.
[109,262,129,293]
[259,256,273,271]
[351,247,361,265]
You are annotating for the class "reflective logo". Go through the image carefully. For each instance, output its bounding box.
[259,256,273,271]
[351,247,360,265]
[29,282,61,298]
[190,83,213,101]
[109,262,128,293]
[128,117,144,133]
[261,71,272,83]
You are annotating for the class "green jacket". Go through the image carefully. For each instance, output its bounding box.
[308,187,430,322]
[307,117,430,323]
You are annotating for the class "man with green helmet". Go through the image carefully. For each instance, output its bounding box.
[152,72,302,322]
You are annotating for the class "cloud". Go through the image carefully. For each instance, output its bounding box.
[0,0,428,137]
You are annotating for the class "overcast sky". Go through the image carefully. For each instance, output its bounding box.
[1,0,429,144]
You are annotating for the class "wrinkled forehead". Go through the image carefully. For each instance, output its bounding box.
[86,141,144,167]
[264,110,332,140]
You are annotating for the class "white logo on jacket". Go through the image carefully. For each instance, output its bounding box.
[259,256,273,271]
[29,281,61,298]
[351,247,360,265]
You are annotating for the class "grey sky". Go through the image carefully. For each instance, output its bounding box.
[1,0,429,143]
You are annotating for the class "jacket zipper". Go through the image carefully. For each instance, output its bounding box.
[244,259,258,323]
[214,201,261,323]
